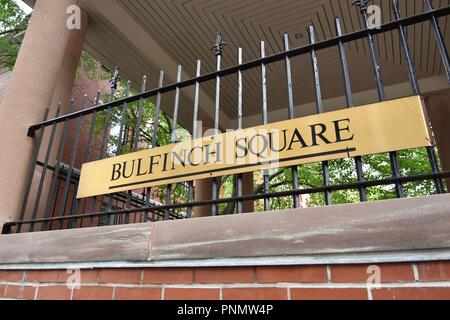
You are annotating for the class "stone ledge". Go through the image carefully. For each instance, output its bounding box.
[0,194,449,267]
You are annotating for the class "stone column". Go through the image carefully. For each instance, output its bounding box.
[193,172,255,217]
[37,6,90,221]
[241,172,255,213]
[424,90,450,189]
[0,0,88,229]
[50,7,90,113]
[193,178,213,218]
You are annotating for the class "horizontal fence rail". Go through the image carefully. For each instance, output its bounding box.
[4,0,450,234]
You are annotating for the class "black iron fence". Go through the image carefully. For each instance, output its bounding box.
[3,0,450,234]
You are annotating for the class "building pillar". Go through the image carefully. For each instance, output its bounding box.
[241,172,255,213]
[193,178,213,218]
[0,0,88,229]
[193,172,255,217]
[38,6,90,221]
[50,8,90,113]
[424,90,450,189]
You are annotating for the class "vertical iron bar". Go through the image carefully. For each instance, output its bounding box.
[165,65,182,220]
[308,25,333,206]
[152,71,165,149]
[96,72,119,225]
[188,60,202,218]
[132,76,148,151]
[335,17,368,202]
[143,72,165,222]
[77,91,100,227]
[236,48,244,214]
[392,0,444,194]
[44,100,74,230]
[392,0,420,94]
[29,104,62,232]
[260,41,271,211]
[143,186,151,222]
[69,186,80,228]
[142,71,165,222]
[17,108,50,233]
[211,33,224,217]
[58,95,87,229]
[359,6,404,198]
[121,76,147,224]
[108,80,132,219]
[192,60,202,141]
[283,34,301,208]
[424,0,450,82]
[101,101,114,158]
[86,92,103,227]
[49,176,62,230]
[117,81,131,155]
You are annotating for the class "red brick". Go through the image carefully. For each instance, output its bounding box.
[222,288,288,300]
[0,271,25,282]
[256,266,327,283]
[331,265,372,283]
[331,264,414,283]
[37,286,72,300]
[97,269,142,284]
[372,287,450,300]
[114,287,161,300]
[195,267,254,284]
[143,268,193,284]
[58,269,98,283]
[4,285,36,300]
[417,261,450,282]
[26,270,62,283]
[379,264,415,282]
[0,285,5,297]
[72,286,113,300]
[291,288,368,300]
[165,288,220,300]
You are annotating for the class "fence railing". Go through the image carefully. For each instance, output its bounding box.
[3,0,450,234]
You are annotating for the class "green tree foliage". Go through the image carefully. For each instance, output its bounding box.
[0,0,29,69]
[0,0,104,77]
[93,79,190,216]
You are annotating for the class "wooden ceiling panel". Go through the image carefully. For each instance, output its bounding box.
[82,0,449,126]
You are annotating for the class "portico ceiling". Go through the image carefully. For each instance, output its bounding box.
[76,0,450,129]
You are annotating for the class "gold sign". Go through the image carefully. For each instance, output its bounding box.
[77,96,432,199]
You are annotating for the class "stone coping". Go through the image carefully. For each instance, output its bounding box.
[0,194,449,268]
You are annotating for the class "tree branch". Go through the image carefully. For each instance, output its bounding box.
[0,27,26,37]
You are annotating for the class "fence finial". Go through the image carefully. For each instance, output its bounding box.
[352,0,371,12]
[109,66,120,91]
[211,32,227,56]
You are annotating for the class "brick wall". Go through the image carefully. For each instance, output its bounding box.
[1,261,450,300]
